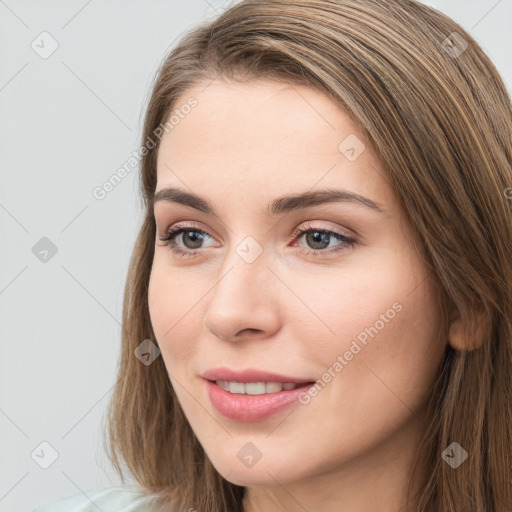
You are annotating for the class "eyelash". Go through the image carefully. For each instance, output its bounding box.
[158,221,356,259]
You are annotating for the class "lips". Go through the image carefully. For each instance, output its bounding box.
[201,366,313,384]
[201,367,316,421]
[204,379,315,421]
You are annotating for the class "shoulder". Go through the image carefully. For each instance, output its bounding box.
[30,485,163,512]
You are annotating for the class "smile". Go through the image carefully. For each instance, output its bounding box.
[214,380,301,394]
[205,379,315,422]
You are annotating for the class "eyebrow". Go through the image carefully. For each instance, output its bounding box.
[152,187,384,215]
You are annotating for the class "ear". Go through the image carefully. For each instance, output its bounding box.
[447,303,489,351]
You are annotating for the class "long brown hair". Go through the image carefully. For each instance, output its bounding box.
[104,1,512,510]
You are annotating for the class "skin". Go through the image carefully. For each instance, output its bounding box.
[148,79,455,512]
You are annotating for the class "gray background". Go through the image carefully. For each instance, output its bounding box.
[0,1,510,511]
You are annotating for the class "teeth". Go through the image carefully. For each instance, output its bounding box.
[266,382,284,393]
[216,380,231,392]
[229,381,246,394]
[245,382,266,395]
[215,380,299,395]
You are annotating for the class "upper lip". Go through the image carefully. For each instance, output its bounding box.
[202,367,314,384]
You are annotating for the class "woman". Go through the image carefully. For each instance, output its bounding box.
[32,0,512,510]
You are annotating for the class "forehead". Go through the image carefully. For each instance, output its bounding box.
[155,79,393,210]
[159,79,354,160]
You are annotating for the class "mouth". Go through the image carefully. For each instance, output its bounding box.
[201,367,316,420]
[208,379,315,395]
[204,378,317,422]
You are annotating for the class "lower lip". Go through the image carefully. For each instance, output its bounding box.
[205,379,314,422]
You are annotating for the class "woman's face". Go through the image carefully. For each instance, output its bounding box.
[148,79,446,492]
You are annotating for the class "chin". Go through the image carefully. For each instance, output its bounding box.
[206,450,303,487]
[219,466,286,487]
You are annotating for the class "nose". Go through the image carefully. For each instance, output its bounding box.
[202,250,281,343]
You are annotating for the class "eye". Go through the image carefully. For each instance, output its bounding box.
[157,221,356,258]
[157,223,216,258]
[291,221,356,258]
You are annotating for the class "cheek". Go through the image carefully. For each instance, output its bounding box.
[362,277,445,404]
[147,260,201,365]
[289,247,444,400]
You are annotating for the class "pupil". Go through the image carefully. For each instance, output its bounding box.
[307,231,329,249]
[184,231,203,249]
